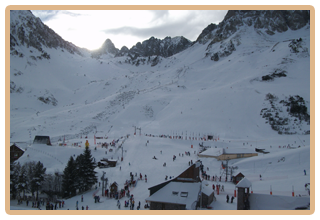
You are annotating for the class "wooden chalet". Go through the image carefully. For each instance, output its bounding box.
[233,172,245,184]
[10,143,25,163]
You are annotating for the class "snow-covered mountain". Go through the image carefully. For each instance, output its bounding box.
[10,10,310,143]
[9,9,312,212]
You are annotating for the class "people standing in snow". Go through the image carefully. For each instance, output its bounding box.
[226,195,229,203]
[231,196,234,203]
[81,195,83,202]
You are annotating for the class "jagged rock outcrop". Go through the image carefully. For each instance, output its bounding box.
[196,10,310,45]
[91,39,120,58]
[127,36,192,58]
[10,10,83,57]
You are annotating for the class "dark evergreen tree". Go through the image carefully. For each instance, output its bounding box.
[29,161,46,200]
[10,162,20,199]
[18,163,29,198]
[81,147,98,191]
[75,153,86,192]
[62,156,77,197]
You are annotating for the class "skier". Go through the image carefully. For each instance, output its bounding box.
[221,185,224,192]
[76,200,78,209]
[226,195,229,203]
[231,196,234,203]
[304,169,307,175]
[81,195,83,202]
[260,174,262,180]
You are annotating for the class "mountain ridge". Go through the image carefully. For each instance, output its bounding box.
[10,10,310,60]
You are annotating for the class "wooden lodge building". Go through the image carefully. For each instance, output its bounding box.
[10,143,26,163]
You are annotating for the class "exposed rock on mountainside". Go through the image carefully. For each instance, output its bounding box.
[10,10,83,57]
[200,10,310,62]
[90,36,192,60]
[196,10,310,45]
[128,36,192,58]
[91,39,120,58]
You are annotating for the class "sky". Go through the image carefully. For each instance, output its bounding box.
[31,10,228,50]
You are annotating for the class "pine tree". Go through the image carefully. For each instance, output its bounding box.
[83,147,98,190]
[62,156,77,197]
[82,147,97,191]
[10,162,20,199]
[18,163,29,198]
[29,161,46,200]
[75,153,86,192]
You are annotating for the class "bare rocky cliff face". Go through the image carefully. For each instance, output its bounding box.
[10,10,84,58]
[196,10,310,45]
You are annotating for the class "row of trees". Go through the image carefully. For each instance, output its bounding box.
[11,147,97,200]
[10,161,46,200]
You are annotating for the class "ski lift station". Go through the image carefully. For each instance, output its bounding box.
[198,147,258,161]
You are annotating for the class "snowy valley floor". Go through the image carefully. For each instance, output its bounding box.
[9,134,311,212]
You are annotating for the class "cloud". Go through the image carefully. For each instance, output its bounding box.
[102,10,228,43]
[149,10,170,22]
[30,9,228,50]
[31,10,84,22]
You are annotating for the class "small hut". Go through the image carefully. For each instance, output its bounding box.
[232,172,245,184]
[201,185,215,208]
[236,177,252,210]
[33,135,51,145]
[110,182,118,194]
[100,158,117,167]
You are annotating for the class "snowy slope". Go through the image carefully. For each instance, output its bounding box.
[10,24,310,142]
[9,10,311,211]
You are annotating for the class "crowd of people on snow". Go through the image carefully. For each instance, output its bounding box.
[15,195,66,210]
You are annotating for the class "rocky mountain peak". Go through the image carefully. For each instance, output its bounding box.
[10,10,83,57]
[128,35,192,58]
[196,10,310,45]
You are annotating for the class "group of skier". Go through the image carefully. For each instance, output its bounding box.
[226,195,234,203]
[75,197,89,210]
[212,184,224,192]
